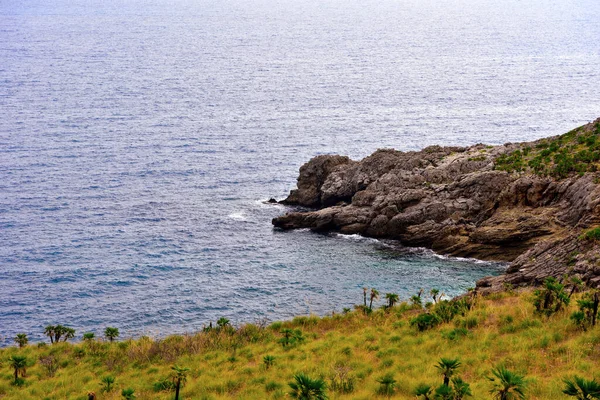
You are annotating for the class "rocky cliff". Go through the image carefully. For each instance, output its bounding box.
[273,119,600,293]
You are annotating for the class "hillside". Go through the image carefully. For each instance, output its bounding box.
[1,289,600,399]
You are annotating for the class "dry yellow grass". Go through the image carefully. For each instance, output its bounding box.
[1,289,599,399]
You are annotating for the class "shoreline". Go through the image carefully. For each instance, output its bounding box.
[273,118,600,293]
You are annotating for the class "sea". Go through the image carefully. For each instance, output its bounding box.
[1,0,599,346]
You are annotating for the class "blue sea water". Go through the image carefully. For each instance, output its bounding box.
[1,0,599,346]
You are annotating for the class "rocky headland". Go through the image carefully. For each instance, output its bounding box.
[273,119,600,293]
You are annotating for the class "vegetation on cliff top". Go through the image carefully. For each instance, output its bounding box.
[3,287,600,399]
[495,120,600,178]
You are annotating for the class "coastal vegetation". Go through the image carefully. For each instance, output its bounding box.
[2,286,600,399]
[494,120,600,177]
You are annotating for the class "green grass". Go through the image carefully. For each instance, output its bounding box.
[2,290,600,399]
[494,121,600,178]
[579,227,600,242]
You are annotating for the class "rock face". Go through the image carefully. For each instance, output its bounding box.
[273,119,600,292]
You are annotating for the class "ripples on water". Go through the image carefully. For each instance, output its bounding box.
[1,0,599,345]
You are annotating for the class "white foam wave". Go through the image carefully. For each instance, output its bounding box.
[228,212,247,221]
[332,233,381,244]
[429,251,497,265]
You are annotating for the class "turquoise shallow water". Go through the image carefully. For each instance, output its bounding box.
[1,0,599,346]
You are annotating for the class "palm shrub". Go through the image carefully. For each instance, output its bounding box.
[104,327,120,342]
[410,313,441,331]
[563,375,600,399]
[217,317,233,333]
[451,377,472,399]
[434,384,454,400]
[431,288,440,303]
[171,365,189,400]
[415,383,433,399]
[279,328,304,347]
[435,358,461,386]
[385,292,399,309]
[101,375,116,393]
[532,277,569,316]
[433,300,460,323]
[44,324,75,344]
[571,291,599,330]
[263,355,275,369]
[83,332,95,341]
[289,373,328,399]
[488,366,526,400]
[121,388,136,399]
[411,289,424,308]
[14,333,28,348]
[369,288,380,311]
[9,355,28,385]
[376,373,396,398]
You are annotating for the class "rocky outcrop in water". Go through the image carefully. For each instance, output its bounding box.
[273,119,600,292]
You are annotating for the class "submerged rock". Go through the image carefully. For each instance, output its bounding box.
[273,118,600,292]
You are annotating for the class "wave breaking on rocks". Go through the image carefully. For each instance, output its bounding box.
[273,118,600,293]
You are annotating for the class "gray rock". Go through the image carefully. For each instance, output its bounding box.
[274,119,600,292]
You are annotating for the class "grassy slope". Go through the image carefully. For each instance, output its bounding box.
[495,119,600,177]
[1,290,600,399]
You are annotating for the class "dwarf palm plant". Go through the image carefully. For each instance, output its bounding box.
[217,317,231,331]
[263,355,275,369]
[563,376,600,399]
[121,388,136,399]
[9,355,27,385]
[14,333,28,348]
[434,384,454,400]
[289,373,328,399]
[101,375,116,393]
[369,288,380,310]
[452,377,472,399]
[435,358,461,386]
[44,325,75,343]
[385,293,399,308]
[488,366,526,400]
[171,365,189,400]
[104,327,120,342]
[431,288,440,303]
[376,373,396,398]
[415,383,433,399]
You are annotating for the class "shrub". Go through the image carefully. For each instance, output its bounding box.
[263,355,275,369]
[153,378,175,392]
[443,328,469,341]
[330,363,354,394]
[532,277,569,316]
[579,227,600,242]
[279,328,304,347]
[14,334,28,348]
[376,373,396,397]
[104,327,120,342]
[121,388,136,399]
[571,291,599,330]
[410,313,441,331]
[288,373,328,400]
[265,381,282,392]
[563,375,600,398]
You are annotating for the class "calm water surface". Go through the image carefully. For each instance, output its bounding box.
[1,0,599,345]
